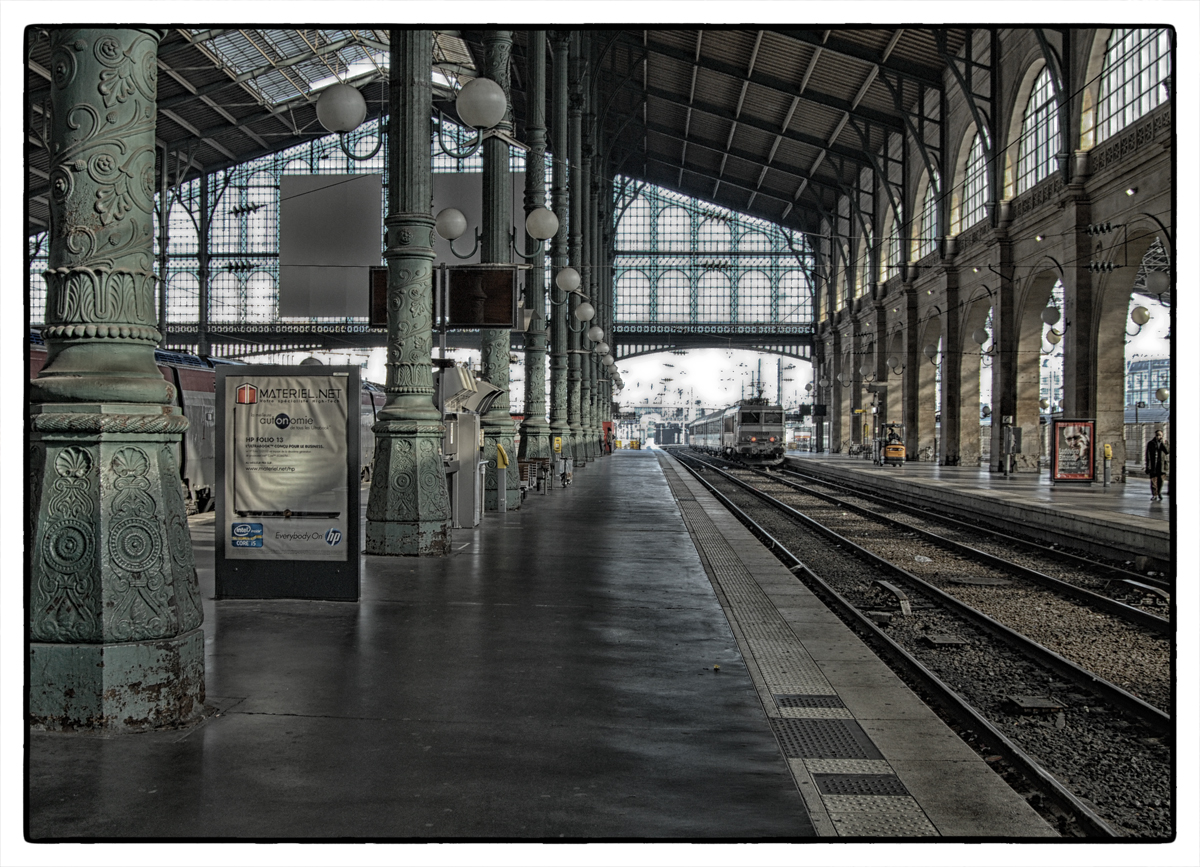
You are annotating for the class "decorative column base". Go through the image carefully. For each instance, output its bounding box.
[366,421,452,555]
[29,405,204,731]
[30,628,205,731]
[483,422,520,510]
[517,421,552,461]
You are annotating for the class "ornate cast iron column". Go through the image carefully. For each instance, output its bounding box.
[567,33,584,460]
[548,32,571,462]
[479,30,520,510]
[579,124,595,462]
[29,28,204,730]
[365,29,452,555]
[517,32,550,462]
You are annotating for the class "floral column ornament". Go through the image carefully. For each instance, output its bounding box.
[365,29,452,555]
[29,29,204,730]
[479,30,521,510]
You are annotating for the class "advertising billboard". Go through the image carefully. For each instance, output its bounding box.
[216,366,360,600]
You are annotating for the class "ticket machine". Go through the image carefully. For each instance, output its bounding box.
[435,364,502,528]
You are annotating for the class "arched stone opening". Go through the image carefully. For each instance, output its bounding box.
[955,289,995,465]
[916,315,941,461]
[1092,221,1171,482]
[1012,264,1063,470]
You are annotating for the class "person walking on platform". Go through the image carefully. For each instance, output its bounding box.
[1144,429,1169,502]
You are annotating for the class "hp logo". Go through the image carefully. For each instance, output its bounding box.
[324,529,342,546]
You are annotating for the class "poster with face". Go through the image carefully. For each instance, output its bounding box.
[1052,419,1095,482]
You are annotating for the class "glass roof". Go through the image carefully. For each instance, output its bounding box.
[189,29,475,107]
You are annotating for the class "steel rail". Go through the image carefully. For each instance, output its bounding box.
[668,451,1117,838]
[683,453,1170,732]
[749,466,1171,635]
[778,462,1171,592]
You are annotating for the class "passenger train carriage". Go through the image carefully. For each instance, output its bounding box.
[29,335,387,512]
[687,397,786,466]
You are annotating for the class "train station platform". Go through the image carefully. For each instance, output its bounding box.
[25,449,1053,842]
[783,453,1172,567]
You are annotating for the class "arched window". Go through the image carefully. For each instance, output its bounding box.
[615,271,651,322]
[1018,68,1059,193]
[879,206,902,284]
[655,269,691,322]
[854,230,872,298]
[696,271,731,322]
[961,134,987,230]
[697,218,731,253]
[736,270,771,322]
[658,207,691,252]
[913,181,936,260]
[777,270,811,323]
[1097,28,1171,143]
[617,195,652,249]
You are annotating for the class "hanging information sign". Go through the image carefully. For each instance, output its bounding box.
[215,365,360,600]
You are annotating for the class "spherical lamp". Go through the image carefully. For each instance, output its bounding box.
[603,354,615,366]
[1046,329,1062,345]
[886,355,900,370]
[525,207,559,240]
[924,344,939,361]
[972,327,990,346]
[556,267,581,292]
[1040,306,1061,327]
[594,342,610,355]
[586,325,604,343]
[1144,270,1170,295]
[455,77,507,129]
[1039,398,1050,409]
[434,208,468,241]
[1156,387,1170,403]
[574,300,595,322]
[316,83,368,133]
[1130,306,1151,326]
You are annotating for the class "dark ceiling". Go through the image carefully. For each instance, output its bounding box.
[25,27,969,237]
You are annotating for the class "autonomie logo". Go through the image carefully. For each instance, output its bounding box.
[325,529,342,546]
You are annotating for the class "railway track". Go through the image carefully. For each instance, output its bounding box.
[672,450,1173,838]
[779,462,1172,594]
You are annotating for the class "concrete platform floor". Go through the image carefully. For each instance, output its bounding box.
[26,452,814,840]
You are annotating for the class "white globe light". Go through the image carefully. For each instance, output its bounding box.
[587,325,604,343]
[1046,329,1062,345]
[924,344,938,360]
[456,77,507,129]
[315,83,368,133]
[525,207,559,240]
[574,301,595,322]
[859,364,871,377]
[1156,387,1170,402]
[1040,306,1061,327]
[603,354,614,366]
[1130,306,1151,326]
[886,356,899,370]
[556,267,581,292]
[972,327,990,346]
[1144,270,1169,295]
[805,382,813,392]
[1039,398,1050,409]
[434,208,468,241]
[594,342,610,355]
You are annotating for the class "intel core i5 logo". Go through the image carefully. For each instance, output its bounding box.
[231,522,263,547]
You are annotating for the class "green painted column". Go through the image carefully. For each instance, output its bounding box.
[548,32,571,463]
[579,129,595,463]
[517,31,550,462]
[29,28,204,730]
[365,29,452,555]
[480,30,520,510]
[566,34,584,460]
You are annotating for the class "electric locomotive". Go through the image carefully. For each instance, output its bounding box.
[688,396,786,466]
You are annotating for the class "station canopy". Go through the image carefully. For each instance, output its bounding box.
[26,27,967,237]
